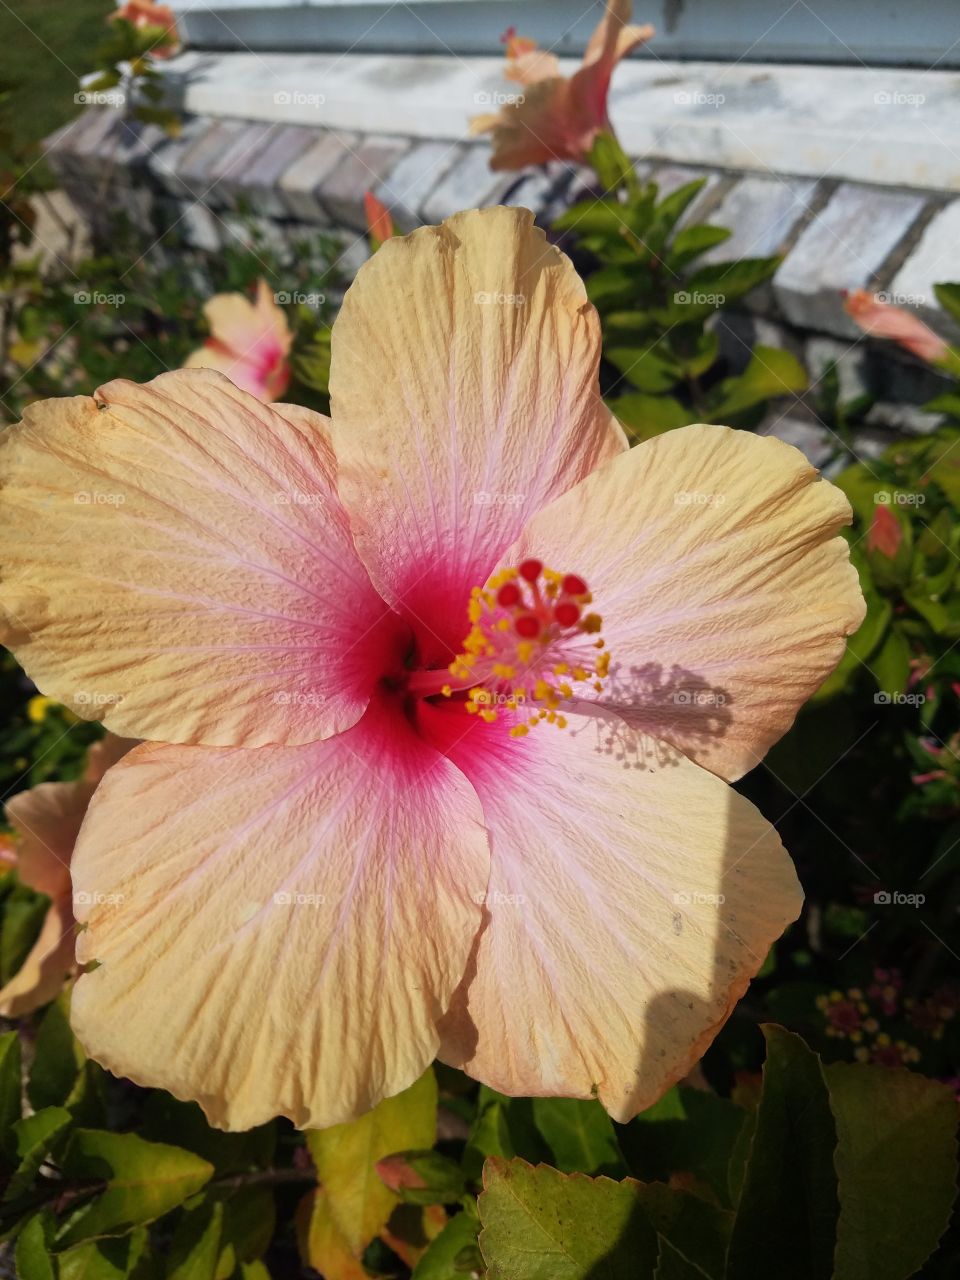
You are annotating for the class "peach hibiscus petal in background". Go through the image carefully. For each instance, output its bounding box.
[470,0,653,168]
[111,1,179,57]
[425,703,801,1118]
[506,424,865,782]
[329,206,626,664]
[0,371,407,747]
[843,289,950,365]
[70,699,489,1130]
[0,734,134,1017]
[185,280,292,402]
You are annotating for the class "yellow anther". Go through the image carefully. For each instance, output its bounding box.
[479,709,498,723]
[581,613,602,633]
[554,662,569,675]
[556,715,567,729]
[517,641,534,664]
[441,684,452,698]
[493,663,516,679]
[510,723,529,737]
[572,667,587,682]
[596,652,611,678]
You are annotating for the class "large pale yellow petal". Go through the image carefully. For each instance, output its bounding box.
[69,696,490,1131]
[329,207,625,665]
[505,424,865,781]
[426,703,801,1121]
[0,371,406,747]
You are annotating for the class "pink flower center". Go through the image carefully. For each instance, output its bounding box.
[407,558,609,735]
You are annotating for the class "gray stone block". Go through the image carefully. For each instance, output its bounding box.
[888,199,960,342]
[175,120,253,203]
[146,116,220,197]
[774,183,927,336]
[321,134,411,230]
[421,144,515,222]
[375,140,463,231]
[703,175,821,263]
[278,130,359,223]
[231,125,320,219]
[204,121,281,207]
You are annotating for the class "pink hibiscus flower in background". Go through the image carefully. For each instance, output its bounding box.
[110,1,179,58]
[0,735,133,1018]
[843,288,951,365]
[184,278,292,403]
[470,0,654,169]
[0,207,862,1131]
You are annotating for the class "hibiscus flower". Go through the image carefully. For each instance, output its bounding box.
[0,735,133,1017]
[843,289,950,365]
[110,1,179,58]
[0,207,863,1129]
[185,279,292,403]
[470,0,653,169]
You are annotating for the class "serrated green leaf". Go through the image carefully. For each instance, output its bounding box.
[57,1130,214,1246]
[726,1027,838,1280]
[478,1159,659,1280]
[826,1061,958,1280]
[306,1067,437,1256]
[531,1099,626,1178]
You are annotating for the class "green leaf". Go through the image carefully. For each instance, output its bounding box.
[668,225,731,270]
[726,1027,838,1280]
[166,1201,224,1280]
[709,345,808,419]
[411,1209,480,1279]
[826,1061,958,1280]
[376,1149,467,1205]
[686,257,781,302]
[673,329,720,380]
[478,1159,659,1280]
[933,281,960,326]
[0,1031,22,1165]
[221,1185,275,1263]
[0,888,48,985]
[608,393,695,438]
[652,180,706,235]
[4,1107,73,1203]
[553,198,627,237]
[58,1230,149,1280]
[632,1181,730,1279]
[606,346,682,393]
[57,1130,214,1246]
[306,1066,437,1256]
[585,132,636,193]
[141,1094,275,1176]
[29,993,85,1112]
[531,1099,626,1177]
[870,625,912,696]
[14,1212,56,1280]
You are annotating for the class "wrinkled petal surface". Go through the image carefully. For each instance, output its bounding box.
[330,207,625,663]
[423,703,801,1120]
[70,696,490,1131]
[506,425,864,781]
[0,371,406,748]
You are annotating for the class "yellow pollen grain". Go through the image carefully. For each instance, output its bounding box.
[441,684,452,698]
[493,663,515,678]
[572,666,587,682]
[479,709,498,723]
[554,662,569,675]
[510,724,529,737]
[581,613,602,633]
